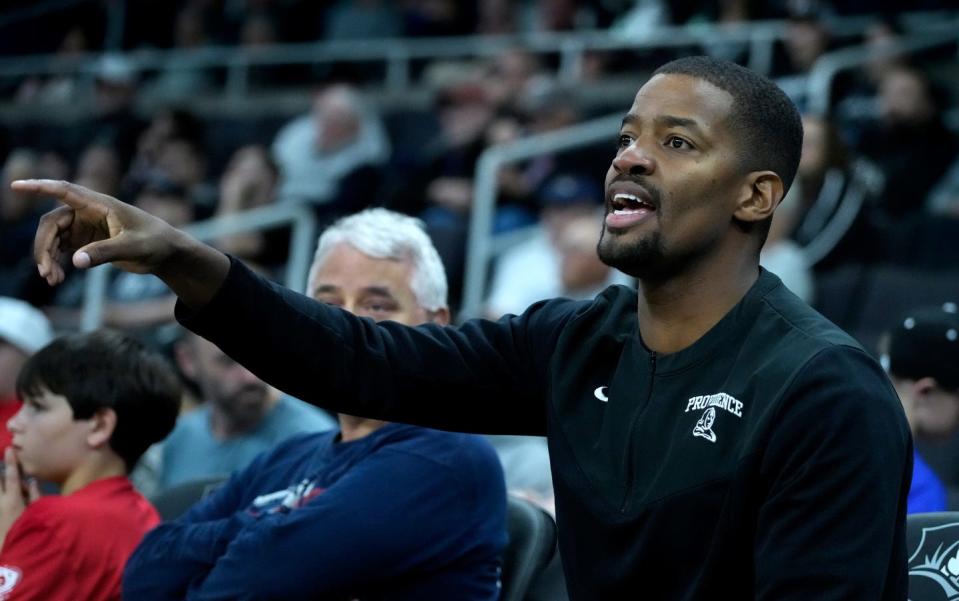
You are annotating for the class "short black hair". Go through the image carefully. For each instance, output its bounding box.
[653,56,803,245]
[16,330,181,472]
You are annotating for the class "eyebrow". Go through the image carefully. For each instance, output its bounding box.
[621,113,706,137]
[312,284,397,299]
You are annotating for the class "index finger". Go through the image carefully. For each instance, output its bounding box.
[11,179,115,213]
[3,448,19,492]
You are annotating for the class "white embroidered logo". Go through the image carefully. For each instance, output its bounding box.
[693,407,717,442]
[685,393,744,443]
[593,386,609,402]
[0,566,22,600]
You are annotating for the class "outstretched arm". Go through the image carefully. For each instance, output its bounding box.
[14,179,229,309]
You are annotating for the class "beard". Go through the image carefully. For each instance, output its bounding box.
[598,228,671,281]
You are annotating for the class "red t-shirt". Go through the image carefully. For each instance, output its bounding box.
[0,476,159,601]
[0,398,22,452]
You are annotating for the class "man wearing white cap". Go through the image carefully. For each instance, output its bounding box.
[0,297,53,449]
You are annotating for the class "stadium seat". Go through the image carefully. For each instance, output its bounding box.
[500,496,558,601]
[907,511,959,600]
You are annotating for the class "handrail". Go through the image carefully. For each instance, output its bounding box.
[0,13,926,98]
[806,26,959,116]
[460,113,623,322]
[79,202,317,331]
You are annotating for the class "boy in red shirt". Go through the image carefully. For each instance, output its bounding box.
[0,330,181,600]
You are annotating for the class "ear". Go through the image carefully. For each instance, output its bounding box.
[428,307,451,326]
[86,408,117,449]
[733,171,784,224]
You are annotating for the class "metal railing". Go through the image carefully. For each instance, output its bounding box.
[460,113,623,321]
[806,24,959,116]
[80,202,317,331]
[0,13,923,100]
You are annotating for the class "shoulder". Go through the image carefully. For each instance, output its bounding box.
[379,426,503,478]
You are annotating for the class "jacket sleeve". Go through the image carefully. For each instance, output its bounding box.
[183,446,507,601]
[754,346,911,600]
[176,257,580,436]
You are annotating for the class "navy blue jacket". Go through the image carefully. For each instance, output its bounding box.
[123,423,507,600]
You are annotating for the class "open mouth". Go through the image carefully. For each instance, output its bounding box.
[606,189,656,230]
[610,192,656,214]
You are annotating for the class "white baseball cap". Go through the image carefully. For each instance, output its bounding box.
[0,297,53,355]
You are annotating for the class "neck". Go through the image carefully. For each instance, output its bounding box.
[209,397,277,440]
[338,414,388,443]
[60,453,127,496]
[636,247,759,354]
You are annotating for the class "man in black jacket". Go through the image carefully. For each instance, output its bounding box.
[16,56,910,600]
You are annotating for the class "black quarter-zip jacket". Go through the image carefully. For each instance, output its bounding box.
[180,259,911,601]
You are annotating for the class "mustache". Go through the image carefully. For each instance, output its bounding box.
[608,175,663,208]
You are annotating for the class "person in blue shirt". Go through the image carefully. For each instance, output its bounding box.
[122,208,507,600]
[881,303,959,514]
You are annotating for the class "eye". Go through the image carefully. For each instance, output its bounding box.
[666,136,693,150]
[616,134,633,150]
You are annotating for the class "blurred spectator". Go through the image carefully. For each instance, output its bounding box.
[324,0,402,40]
[155,136,217,212]
[776,14,832,110]
[853,66,956,218]
[486,174,632,317]
[880,303,959,513]
[75,144,122,197]
[132,108,205,179]
[272,84,389,215]
[478,0,520,34]
[14,26,88,106]
[84,54,145,168]
[0,150,52,299]
[557,212,627,301]
[760,196,813,303]
[0,330,180,601]
[143,7,216,101]
[402,0,475,36]
[0,298,53,451]
[124,208,506,600]
[783,114,883,270]
[213,145,286,267]
[154,332,335,493]
[485,48,552,114]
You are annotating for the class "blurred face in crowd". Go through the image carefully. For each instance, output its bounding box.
[784,19,829,72]
[798,116,828,177]
[309,243,448,327]
[1,152,38,222]
[557,214,610,293]
[177,335,274,430]
[312,88,361,154]
[880,68,935,127]
[599,74,749,279]
[8,388,109,483]
[75,145,121,196]
[135,189,194,227]
[891,375,959,439]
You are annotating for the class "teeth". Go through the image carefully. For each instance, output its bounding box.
[614,193,640,203]
[613,208,643,215]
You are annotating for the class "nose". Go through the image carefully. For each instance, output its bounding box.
[7,406,23,434]
[612,140,656,177]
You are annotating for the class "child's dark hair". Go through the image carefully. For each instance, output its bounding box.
[16,330,181,472]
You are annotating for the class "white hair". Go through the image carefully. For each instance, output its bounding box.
[308,208,448,312]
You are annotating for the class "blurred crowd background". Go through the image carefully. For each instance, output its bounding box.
[1,0,959,508]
